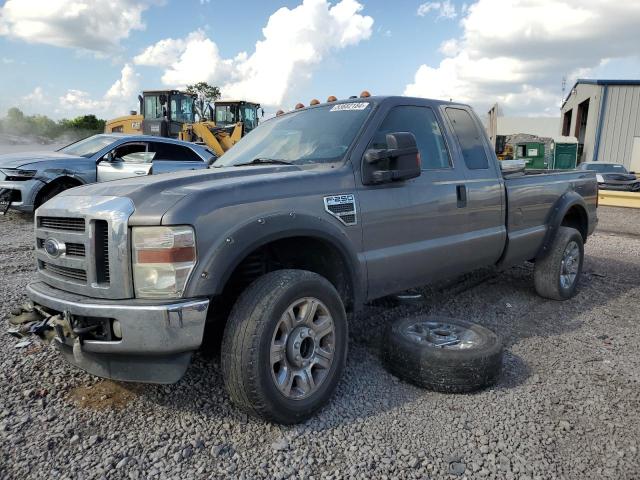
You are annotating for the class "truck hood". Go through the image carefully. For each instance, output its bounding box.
[57,164,306,225]
[0,151,85,169]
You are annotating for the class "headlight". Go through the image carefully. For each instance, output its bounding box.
[132,226,197,299]
[595,174,604,183]
[2,169,37,181]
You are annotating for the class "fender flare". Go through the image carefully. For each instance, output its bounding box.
[536,191,588,260]
[185,211,366,308]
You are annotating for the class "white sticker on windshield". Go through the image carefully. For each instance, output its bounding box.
[330,102,369,112]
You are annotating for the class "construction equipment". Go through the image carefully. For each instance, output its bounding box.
[104,113,143,134]
[179,100,262,156]
[105,90,262,156]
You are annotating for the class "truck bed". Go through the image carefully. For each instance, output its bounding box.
[500,169,598,265]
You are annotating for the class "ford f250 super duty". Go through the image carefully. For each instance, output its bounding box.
[26,96,597,423]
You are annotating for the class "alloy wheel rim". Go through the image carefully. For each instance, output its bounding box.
[270,297,335,400]
[560,240,580,289]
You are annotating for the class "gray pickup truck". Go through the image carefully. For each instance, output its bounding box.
[26,96,597,423]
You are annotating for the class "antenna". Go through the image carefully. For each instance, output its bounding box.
[561,76,567,100]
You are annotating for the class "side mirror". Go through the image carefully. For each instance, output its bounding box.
[362,132,421,185]
[103,151,115,163]
[630,171,636,175]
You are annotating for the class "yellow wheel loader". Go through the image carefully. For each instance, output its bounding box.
[105,91,262,157]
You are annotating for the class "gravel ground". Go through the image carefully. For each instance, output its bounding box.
[0,207,639,480]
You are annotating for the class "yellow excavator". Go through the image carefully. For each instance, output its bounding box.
[105,90,262,156]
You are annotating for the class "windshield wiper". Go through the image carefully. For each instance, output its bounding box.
[234,158,293,167]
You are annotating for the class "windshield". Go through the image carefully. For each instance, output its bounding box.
[144,95,164,119]
[215,102,372,167]
[58,135,117,158]
[171,94,196,123]
[215,105,237,126]
[584,163,628,173]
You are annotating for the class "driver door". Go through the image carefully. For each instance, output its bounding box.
[97,142,153,182]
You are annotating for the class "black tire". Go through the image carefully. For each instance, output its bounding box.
[534,226,584,300]
[382,317,502,393]
[221,269,348,424]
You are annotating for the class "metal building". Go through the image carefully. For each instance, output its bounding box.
[561,79,640,170]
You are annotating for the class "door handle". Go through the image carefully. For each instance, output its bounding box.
[456,185,467,208]
[134,171,147,175]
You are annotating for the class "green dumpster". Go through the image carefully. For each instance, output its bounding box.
[515,142,547,169]
[552,136,578,169]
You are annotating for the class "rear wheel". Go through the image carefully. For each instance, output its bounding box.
[221,269,348,424]
[534,226,584,300]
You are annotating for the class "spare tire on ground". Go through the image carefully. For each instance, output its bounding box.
[382,316,503,393]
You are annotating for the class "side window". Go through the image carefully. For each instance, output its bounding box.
[445,108,489,170]
[370,106,450,170]
[150,142,203,162]
[113,143,150,163]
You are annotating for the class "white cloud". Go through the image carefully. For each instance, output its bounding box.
[134,35,190,67]
[59,89,107,111]
[405,0,640,115]
[159,30,231,87]
[137,0,373,106]
[2,57,14,64]
[417,1,457,20]
[105,64,140,100]
[23,86,46,104]
[59,64,140,116]
[0,0,153,52]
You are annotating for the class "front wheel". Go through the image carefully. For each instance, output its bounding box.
[534,226,584,300]
[221,269,348,424]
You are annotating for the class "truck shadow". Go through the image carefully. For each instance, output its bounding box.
[139,249,638,430]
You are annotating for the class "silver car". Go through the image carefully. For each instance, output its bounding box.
[0,134,216,213]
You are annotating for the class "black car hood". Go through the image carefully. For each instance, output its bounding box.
[601,172,637,183]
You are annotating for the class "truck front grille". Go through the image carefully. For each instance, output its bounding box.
[41,262,87,283]
[34,196,134,299]
[39,216,85,232]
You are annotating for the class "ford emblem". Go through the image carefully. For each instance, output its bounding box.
[44,238,65,258]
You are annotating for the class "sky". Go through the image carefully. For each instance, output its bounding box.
[0,0,639,121]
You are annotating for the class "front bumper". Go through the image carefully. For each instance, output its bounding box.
[27,281,210,383]
[0,179,41,211]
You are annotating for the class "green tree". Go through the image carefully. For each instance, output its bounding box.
[0,108,107,141]
[186,82,221,120]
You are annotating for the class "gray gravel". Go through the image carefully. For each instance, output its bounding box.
[1,206,639,479]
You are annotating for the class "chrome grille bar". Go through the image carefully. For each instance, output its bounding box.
[39,216,85,232]
[41,262,87,283]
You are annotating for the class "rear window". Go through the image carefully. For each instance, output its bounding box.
[582,163,628,173]
[445,108,489,170]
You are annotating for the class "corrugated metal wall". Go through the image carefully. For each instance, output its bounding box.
[561,83,602,163]
[598,86,640,169]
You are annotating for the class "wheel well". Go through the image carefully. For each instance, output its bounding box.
[35,176,82,207]
[561,205,588,242]
[220,236,354,311]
